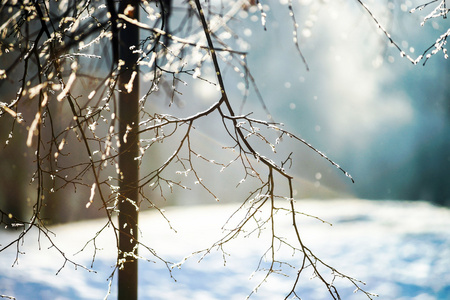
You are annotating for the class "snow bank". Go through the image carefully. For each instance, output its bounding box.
[1,199,449,299]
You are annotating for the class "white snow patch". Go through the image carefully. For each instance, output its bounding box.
[1,199,449,299]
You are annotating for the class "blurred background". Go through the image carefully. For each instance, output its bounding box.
[0,0,448,225]
[218,0,450,205]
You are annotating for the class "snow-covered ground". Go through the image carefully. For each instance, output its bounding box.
[1,199,450,300]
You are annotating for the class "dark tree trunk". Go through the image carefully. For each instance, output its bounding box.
[117,1,140,299]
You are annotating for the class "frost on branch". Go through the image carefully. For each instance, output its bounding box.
[357,0,449,65]
[2,0,424,299]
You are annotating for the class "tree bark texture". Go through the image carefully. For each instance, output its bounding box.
[117,1,140,299]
